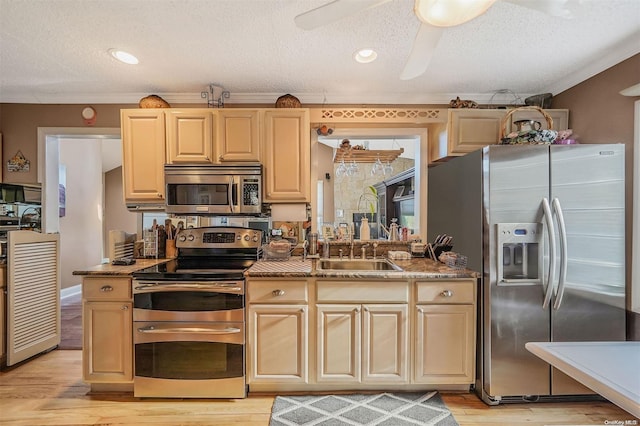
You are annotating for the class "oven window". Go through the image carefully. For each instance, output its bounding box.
[134,291,243,312]
[167,184,237,206]
[135,341,243,380]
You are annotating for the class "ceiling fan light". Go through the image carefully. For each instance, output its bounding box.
[354,48,378,63]
[109,49,139,65]
[414,0,496,27]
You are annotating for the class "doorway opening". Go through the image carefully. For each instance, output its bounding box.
[37,127,138,293]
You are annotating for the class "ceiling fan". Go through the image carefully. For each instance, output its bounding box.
[294,0,572,80]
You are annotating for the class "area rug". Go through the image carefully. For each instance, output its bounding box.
[270,391,459,426]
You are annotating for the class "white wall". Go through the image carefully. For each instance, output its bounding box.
[104,166,138,254]
[59,139,104,288]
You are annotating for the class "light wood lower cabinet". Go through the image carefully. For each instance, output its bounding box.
[247,279,309,385]
[414,279,476,384]
[317,303,408,384]
[82,277,133,384]
[415,305,474,384]
[248,305,308,384]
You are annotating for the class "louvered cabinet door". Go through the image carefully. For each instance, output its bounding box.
[7,231,60,366]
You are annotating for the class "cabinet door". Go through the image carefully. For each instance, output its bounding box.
[82,301,132,383]
[316,304,360,383]
[166,109,215,163]
[248,305,308,384]
[121,109,166,201]
[447,109,506,156]
[217,109,260,162]
[414,304,474,384]
[262,109,310,202]
[362,304,408,383]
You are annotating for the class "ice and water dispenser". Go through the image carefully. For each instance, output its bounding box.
[496,223,543,284]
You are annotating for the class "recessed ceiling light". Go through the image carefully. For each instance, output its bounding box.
[354,48,377,64]
[109,49,139,65]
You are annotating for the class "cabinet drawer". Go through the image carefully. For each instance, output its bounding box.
[416,280,475,304]
[83,277,132,300]
[317,280,409,303]
[248,279,308,303]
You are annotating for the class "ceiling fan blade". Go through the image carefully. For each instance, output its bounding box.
[400,23,443,80]
[294,0,392,30]
[502,0,573,18]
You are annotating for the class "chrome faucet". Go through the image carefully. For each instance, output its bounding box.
[361,244,370,259]
[349,242,355,259]
[372,242,378,259]
[339,248,344,259]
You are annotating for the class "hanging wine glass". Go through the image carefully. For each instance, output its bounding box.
[346,160,359,177]
[371,157,383,176]
[383,161,393,176]
[335,159,347,178]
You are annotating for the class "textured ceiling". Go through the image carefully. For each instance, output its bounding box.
[1,0,638,105]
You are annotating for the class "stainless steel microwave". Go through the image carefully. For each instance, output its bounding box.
[165,164,262,215]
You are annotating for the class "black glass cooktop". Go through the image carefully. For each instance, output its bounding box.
[133,257,255,281]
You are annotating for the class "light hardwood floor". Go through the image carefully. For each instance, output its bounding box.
[0,350,636,426]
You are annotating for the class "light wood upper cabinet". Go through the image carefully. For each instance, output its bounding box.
[165,109,216,164]
[445,109,506,158]
[217,109,260,162]
[430,108,569,163]
[262,109,310,202]
[82,277,133,384]
[121,109,166,202]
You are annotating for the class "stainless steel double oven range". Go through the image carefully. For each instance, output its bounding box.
[132,226,262,398]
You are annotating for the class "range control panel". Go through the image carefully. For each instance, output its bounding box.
[176,226,263,249]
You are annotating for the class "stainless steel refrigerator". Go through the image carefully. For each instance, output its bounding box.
[427,144,626,404]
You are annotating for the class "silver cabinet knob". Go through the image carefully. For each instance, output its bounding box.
[157,193,162,198]
[441,290,453,297]
[121,305,129,310]
[272,289,285,296]
[100,285,113,292]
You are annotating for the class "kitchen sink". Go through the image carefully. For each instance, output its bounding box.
[317,259,402,271]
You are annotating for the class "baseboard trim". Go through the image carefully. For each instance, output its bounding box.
[61,284,81,300]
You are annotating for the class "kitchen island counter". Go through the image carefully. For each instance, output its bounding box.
[72,258,171,276]
[245,256,478,279]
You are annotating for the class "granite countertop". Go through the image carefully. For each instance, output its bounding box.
[245,256,478,279]
[72,258,171,276]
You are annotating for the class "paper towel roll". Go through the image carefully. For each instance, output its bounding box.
[271,203,307,221]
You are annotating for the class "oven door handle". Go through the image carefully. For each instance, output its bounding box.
[134,282,243,293]
[137,325,242,334]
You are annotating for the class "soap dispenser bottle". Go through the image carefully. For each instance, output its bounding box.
[360,216,370,240]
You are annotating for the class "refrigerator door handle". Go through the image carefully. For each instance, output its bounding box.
[542,198,556,309]
[552,198,568,310]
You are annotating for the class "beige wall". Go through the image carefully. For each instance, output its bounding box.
[104,166,138,254]
[317,143,335,222]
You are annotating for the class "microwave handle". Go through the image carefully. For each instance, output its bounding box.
[228,176,235,214]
